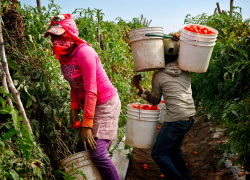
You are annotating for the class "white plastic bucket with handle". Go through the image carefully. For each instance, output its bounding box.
[60,151,102,180]
[125,114,159,148]
[129,27,165,72]
[125,103,160,148]
[178,24,218,73]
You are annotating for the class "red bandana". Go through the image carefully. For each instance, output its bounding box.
[51,31,76,55]
[44,14,91,58]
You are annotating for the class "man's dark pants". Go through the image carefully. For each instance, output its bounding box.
[151,117,195,180]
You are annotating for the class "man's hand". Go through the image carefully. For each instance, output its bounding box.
[133,74,144,91]
[173,32,181,41]
[70,109,80,130]
[78,127,97,151]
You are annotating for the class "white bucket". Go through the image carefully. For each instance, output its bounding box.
[125,103,160,148]
[158,106,166,124]
[129,27,165,72]
[127,103,160,116]
[60,151,102,180]
[178,24,218,73]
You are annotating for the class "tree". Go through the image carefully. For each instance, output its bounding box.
[36,0,42,13]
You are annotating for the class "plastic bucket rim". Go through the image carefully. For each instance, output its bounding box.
[60,151,90,167]
[180,37,216,47]
[129,27,163,33]
[181,31,217,42]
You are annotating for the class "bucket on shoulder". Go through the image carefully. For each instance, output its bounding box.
[178,24,218,73]
[129,27,165,72]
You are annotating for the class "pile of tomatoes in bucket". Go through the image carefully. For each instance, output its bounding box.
[184,25,216,35]
[132,105,160,110]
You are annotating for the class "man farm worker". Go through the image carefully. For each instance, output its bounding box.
[44,14,121,180]
[133,34,196,180]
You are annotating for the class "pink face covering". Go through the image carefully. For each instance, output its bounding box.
[51,31,76,55]
[45,13,91,58]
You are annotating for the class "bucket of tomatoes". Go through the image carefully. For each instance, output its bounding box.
[127,103,160,119]
[177,24,218,73]
[183,24,218,36]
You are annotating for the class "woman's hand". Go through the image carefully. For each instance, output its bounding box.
[78,127,97,151]
[70,109,80,130]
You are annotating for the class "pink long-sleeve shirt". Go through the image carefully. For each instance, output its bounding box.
[59,44,117,127]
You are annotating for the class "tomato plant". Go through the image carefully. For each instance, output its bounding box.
[185,8,250,170]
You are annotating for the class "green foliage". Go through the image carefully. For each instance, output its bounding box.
[1,0,154,178]
[0,88,51,179]
[185,7,250,170]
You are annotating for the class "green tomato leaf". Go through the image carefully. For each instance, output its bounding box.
[216,157,226,168]
[2,128,18,141]
[0,96,6,108]
[9,169,19,180]
[7,58,18,70]
[26,97,32,108]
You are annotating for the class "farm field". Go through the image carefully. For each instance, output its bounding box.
[0,0,250,179]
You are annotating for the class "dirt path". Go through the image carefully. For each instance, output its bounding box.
[125,116,247,180]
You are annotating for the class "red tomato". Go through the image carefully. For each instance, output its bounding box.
[193,151,197,155]
[186,163,188,166]
[150,105,159,110]
[160,100,165,103]
[207,29,216,34]
[143,166,147,170]
[219,124,221,127]
[142,105,151,110]
[201,29,207,34]
[72,121,81,130]
[157,127,160,130]
[193,28,199,33]
[132,105,138,108]
[160,174,165,178]
[143,164,148,167]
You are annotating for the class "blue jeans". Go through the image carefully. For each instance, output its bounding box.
[151,118,195,180]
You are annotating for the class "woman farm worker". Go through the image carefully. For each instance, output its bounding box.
[44,14,121,180]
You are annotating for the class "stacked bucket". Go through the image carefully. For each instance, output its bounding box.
[125,104,160,148]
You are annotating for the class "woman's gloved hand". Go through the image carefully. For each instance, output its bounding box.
[78,127,97,151]
[70,109,80,130]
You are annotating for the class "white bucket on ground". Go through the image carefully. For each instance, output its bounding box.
[158,106,166,124]
[129,27,165,72]
[178,24,218,73]
[125,103,160,148]
[60,151,102,180]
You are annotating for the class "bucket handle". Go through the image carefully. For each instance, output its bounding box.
[145,33,179,41]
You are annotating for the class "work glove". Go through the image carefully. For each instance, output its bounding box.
[70,109,80,130]
[78,127,97,151]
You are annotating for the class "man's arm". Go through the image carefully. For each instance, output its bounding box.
[133,73,162,105]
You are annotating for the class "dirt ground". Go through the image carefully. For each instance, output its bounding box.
[125,116,249,180]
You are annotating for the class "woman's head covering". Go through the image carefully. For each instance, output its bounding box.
[44,14,90,56]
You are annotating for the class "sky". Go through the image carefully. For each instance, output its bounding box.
[20,0,250,34]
